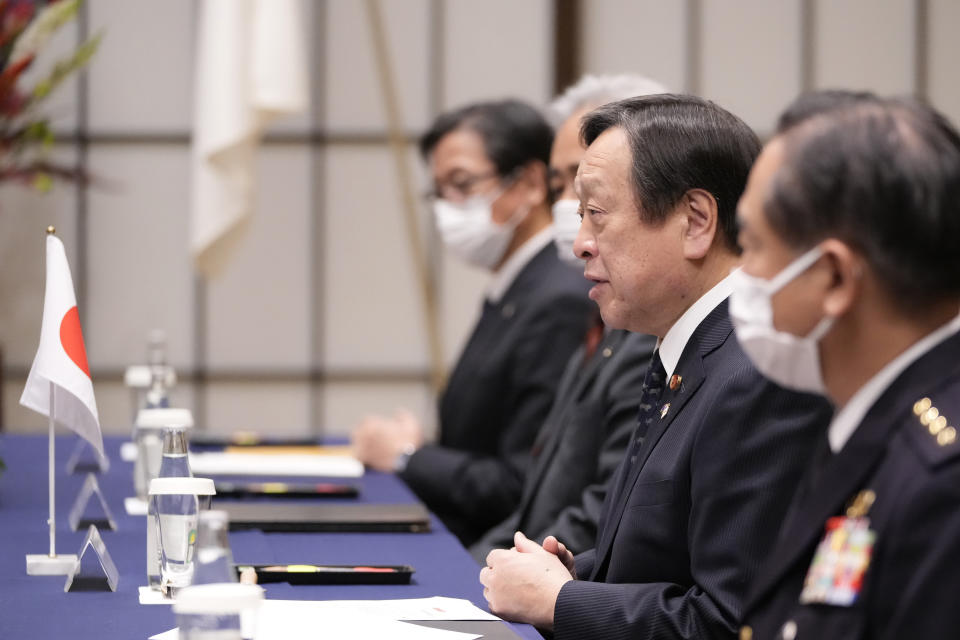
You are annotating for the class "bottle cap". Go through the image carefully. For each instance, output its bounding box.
[149,477,215,496]
[136,408,193,429]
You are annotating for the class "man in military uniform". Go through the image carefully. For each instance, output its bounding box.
[734,93,960,639]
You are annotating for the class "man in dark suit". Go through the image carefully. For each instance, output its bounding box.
[352,100,593,545]
[480,95,832,638]
[469,75,666,563]
[469,328,653,563]
[735,95,960,639]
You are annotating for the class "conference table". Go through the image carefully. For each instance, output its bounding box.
[0,435,542,639]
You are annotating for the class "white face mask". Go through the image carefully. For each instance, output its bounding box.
[433,185,527,270]
[551,199,582,267]
[729,246,834,395]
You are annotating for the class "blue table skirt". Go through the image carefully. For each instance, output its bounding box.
[0,435,542,639]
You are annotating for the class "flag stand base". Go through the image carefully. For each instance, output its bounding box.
[26,553,77,575]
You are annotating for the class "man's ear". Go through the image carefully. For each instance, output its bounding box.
[518,161,549,207]
[820,238,862,318]
[681,188,719,260]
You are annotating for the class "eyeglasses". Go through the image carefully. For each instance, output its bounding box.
[423,170,504,203]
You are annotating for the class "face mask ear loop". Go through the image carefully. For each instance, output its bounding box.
[766,245,825,294]
[495,167,537,230]
[806,314,835,341]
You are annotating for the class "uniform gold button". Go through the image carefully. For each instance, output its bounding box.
[922,406,940,426]
[846,489,876,518]
[602,347,613,358]
[914,397,932,416]
[938,426,956,447]
[739,626,753,640]
[930,415,947,435]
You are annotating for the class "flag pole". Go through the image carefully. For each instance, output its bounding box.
[25,226,77,576]
[48,382,56,557]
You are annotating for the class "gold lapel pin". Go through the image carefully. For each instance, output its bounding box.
[669,374,682,391]
[660,403,671,419]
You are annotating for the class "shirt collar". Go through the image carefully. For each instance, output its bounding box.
[657,271,737,378]
[486,226,554,304]
[827,313,960,452]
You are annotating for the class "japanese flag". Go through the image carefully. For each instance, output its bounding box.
[20,233,102,456]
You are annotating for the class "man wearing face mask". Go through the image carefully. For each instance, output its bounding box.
[469,74,665,563]
[736,94,960,639]
[352,100,594,546]
[480,95,832,639]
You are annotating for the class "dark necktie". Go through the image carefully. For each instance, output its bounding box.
[634,350,666,442]
[613,350,666,496]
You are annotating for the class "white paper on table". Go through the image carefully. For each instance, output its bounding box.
[150,605,482,640]
[139,586,174,605]
[125,497,149,516]
[256,597,499,622]
[188,452,364,478]
[360,597,500,621]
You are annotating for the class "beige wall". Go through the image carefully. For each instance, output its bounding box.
[2,0,958,438]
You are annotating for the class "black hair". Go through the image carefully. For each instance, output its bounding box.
[419,99,553,177]
[776,89,876,133]
[580,94,761,252]
[768,97,960,306]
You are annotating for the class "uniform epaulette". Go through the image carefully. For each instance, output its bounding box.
[904,396,960,468]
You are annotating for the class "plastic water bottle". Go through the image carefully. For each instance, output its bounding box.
[145,330,171,410]
[179,510,242,639]
[147,425,193,589]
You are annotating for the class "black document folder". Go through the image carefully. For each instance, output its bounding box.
[220,502,432,533]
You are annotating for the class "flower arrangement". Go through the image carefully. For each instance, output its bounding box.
[0,0,100,191]
[0,0,98,476]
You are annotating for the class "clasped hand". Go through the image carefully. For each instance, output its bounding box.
[350,408,423,471]
[479,531,576,630]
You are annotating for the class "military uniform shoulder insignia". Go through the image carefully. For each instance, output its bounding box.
[906,396,960,467]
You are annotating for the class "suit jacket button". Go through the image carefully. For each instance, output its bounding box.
[780,620,797,640]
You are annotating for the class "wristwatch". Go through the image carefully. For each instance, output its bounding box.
[392,442,417,473]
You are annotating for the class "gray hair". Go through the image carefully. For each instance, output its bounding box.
[547,73,669,127]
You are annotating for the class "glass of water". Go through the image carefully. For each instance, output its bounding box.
[149,477,215,594]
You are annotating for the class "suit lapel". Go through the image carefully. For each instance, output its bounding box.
[517,344,587,510]
[744,330,960,610]
[518,330,622,517]
[593,304,733,575]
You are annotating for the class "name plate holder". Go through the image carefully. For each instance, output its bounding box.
[66,437,110,474]
[68,473,117,532]
[64,525,119,592]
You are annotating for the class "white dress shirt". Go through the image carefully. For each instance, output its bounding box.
[658,272,737,379]
[827,313,960,452]
[485,225,555,304]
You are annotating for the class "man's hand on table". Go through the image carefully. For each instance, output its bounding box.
[479,531,574,630]
[350,408,424,472]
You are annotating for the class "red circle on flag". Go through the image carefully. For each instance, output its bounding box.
[60,306,90,377]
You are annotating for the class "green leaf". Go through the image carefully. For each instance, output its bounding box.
[30,32,102,102]
[9,0,81,66]
[32,171,53,193]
